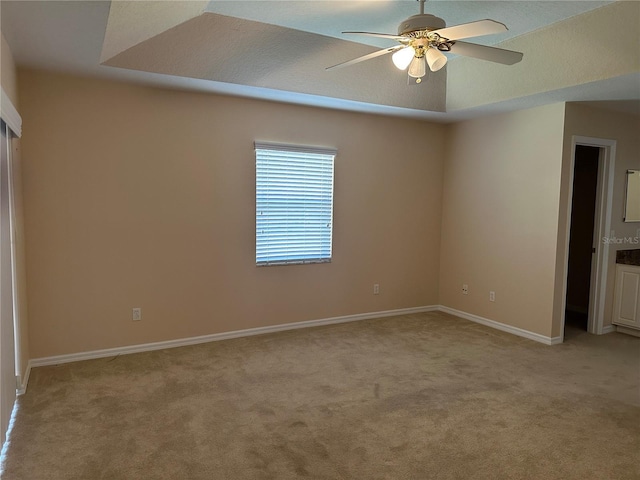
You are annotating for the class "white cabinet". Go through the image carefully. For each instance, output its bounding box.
[613,264,640,330]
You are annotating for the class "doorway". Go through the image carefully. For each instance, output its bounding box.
[565,145,600,334]
[561,136,616,341]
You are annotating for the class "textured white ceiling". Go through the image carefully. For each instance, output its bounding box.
[447,1,640,110]
[203,0,612,48]
[102,12,447,111]
[1,0,638,120]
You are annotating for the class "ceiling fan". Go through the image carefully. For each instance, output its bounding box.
[327,0,523,84]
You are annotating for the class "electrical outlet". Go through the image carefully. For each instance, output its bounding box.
[373,284,380,295]
[489,291,496,302]
[462,284,469,295]
[132,308,142,321]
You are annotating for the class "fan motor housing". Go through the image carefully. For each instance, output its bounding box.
[398,14,446,35]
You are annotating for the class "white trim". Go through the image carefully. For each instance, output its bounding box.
[559,136,616,341]
[589,138,616,335]
[601,324,616,334]
[614,325,640,337]
[29,306,439,368]
[16,360,31,396]
[0,88,21,138]
[254,141,337,156]
[438,306,562,345]
[6,128,24,397]
[22,305,565,390]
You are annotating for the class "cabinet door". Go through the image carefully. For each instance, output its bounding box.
[613,266,640,328]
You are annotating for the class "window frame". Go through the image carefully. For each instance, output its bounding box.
[254,142,336,267]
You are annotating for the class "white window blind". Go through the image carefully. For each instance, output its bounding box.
[255,142,336,266]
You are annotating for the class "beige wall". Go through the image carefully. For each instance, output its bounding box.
[1,33,18,106]
[18,69,445,359]
[439,103,566,338]
[556,103,640,335]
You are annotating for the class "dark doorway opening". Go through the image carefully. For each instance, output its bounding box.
[565,145,600,333]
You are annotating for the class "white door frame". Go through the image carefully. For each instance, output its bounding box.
[561,136,616,339]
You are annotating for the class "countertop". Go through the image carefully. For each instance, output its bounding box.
[616,249,640,266]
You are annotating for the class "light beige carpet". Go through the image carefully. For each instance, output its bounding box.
[2,311,639,479]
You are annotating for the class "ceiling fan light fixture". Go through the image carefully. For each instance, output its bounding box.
[328,1,523,84]
[392,47,415,70]
[426,47,447,72]
[408,55,426,79]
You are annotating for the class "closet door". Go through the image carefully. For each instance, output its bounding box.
[0,120,16,446]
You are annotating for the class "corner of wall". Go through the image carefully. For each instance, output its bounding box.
[439,104,567,339]
[560,103,640,335]
[550,103,572,339]
[1,32,19,107]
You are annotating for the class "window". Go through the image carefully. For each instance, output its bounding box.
[255,142,336,266]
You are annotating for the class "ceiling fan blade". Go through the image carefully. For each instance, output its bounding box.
[449,41,523,65]
[326,45,404,71]
[433,19,508,41]
[342,31,406,41]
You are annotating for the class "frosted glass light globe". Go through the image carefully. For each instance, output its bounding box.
[392,47,415,70]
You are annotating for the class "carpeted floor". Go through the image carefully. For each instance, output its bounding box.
[2,311,639,479]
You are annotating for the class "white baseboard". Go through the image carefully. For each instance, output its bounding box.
[438,306,562,345]
[23,304,564,393]
[601,324,616,334]
[29,305,439,370]
[16,361,32,395]
[613,324,640,337]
